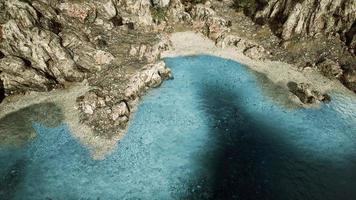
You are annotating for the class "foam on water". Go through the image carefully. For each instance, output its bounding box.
[1,55,356,200]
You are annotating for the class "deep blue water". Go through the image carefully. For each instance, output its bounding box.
[1,55,356,200]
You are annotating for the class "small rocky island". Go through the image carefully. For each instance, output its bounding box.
[0,1,355,198]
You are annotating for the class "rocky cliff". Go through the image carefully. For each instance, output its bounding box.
[235,0,356,50]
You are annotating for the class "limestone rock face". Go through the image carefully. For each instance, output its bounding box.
[0,56,55,94]
[190,4,229,41]
[0,0,167,95]
[116,0,153,26]
[167,0,191,22]
[253,0,356,43]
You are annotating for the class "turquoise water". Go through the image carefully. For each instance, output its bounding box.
[1,55,356,200]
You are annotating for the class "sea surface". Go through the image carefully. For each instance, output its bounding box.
[1,55,356,200]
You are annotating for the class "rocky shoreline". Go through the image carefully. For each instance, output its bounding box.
[0,0,355,159]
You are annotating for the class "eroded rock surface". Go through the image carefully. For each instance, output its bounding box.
[0,0,173,144]
[251,0,356,43]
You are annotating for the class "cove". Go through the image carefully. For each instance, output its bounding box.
[1,55,356,200]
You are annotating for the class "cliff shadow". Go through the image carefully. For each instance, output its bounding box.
[0,103,64,146]
[180,83,356,200]
[0,158,27,200]
[0,103,65,199]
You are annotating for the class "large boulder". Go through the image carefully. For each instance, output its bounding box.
[287,82,330,104]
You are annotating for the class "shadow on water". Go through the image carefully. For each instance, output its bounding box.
[0,159,27,200]
[0,103,64,199]
[0,103,64,146]
[183,83,356,200]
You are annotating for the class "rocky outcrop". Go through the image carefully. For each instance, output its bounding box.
[287,81,330,104]
[0,1,87,94]
[190,4,230,41]
[0,0,176,142]
[129,34,172,63]
[0,0,169,95]
[77,61,172,137]
[252,0,356,44]
[0,56,56,94]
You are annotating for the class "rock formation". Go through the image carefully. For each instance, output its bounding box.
[287,81,330,104]
[250,0,356,45]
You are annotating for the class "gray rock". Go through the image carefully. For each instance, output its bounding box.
[287,82,330,104]
[253,0,356,44]
[0,56,55,94]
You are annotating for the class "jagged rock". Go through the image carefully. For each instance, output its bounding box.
[0,56,55,94]
[94,0,117,20]
[116,0,153,26]
[0,20,84,83]
[3,0,38,28]
[190,4,229,41]
[315,58,343,79]
[167,0,192,22]
[77,61,172,137]
[60,29,113,72]
[253,0,356,43]
[59,2,97,24]
[129,34,171,63]
[287,82,330,104]
[125,61,172,100]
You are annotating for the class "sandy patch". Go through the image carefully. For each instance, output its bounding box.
[0,82,119,159]
[162,31,354,102]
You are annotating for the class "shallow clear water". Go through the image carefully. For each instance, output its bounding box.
[1,55,356,200]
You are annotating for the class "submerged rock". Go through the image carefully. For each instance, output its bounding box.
[287,82,330,104]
